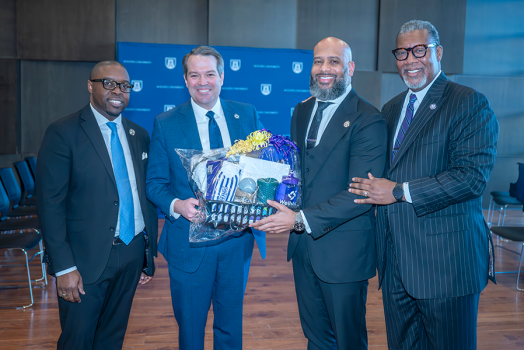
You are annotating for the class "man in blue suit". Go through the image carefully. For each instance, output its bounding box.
[146,46,265,350]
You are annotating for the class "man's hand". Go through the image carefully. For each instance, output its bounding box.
[173,198,199,221]
[56,270,85,303]
[249,200,295,234]
[138,272,153,285]
[349,172,397,205]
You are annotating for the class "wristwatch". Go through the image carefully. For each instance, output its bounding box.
[392,183,404,202]
[293,212,305,232]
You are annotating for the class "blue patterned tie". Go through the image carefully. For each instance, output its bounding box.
[392,93,417,162]
[107,122,135,245]
[206,111,223,149]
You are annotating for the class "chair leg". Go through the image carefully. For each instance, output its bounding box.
[497,205,504,226]
[0,248,34,309]
[34,240,47,285]
[502,205,508,226]
[517,243,524,292]
[487,196,494,227]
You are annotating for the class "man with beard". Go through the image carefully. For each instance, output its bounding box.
[349,20,498,349]
[36,61,158,350]
[251,37,387,349]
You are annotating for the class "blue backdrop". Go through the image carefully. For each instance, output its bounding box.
[117,42,313,137]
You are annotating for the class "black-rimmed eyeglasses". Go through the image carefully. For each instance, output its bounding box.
[392,43,438,61]
[90,79,134,93]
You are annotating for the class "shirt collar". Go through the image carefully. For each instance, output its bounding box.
[90,103,123,128]
[316,83,352,106]
[408,70,442,102]
[191,98,223,123]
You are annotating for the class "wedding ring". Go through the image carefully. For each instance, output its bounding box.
[61,293,67,298]
[364,191,368,197]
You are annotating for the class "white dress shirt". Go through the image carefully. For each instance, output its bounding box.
[55,104,145,276]
[301,84,352,234]
[169,98,232,219]
[394,71,442,203]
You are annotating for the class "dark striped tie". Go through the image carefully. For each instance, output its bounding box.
[392,93,417,162]
[206,110,223,149]
[307,101,332,149]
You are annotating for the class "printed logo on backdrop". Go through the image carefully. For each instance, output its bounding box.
[230,59,241,71]
[165,57,176,69]
[291,107,295,116]
[131,80,143,92]
[261,84,272,96]
[164,105,176,112]
[292,62,303,74]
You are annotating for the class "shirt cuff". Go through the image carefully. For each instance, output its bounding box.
[55,266,77,276]
[300,210,312,234]
[403,182,412,203]
[169,198,181,219]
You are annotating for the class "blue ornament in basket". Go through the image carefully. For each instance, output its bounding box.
[239,178,257,194]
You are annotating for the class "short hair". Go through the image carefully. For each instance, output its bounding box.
[182,46,224,77]
[397,20,440,45]
[89,61,126,80]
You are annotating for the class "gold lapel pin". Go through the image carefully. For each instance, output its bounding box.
[234,114,240,119]
[129,129,135,136]
[344,121,350,128]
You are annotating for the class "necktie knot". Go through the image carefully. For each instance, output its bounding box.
[107,121,117,133]
[409,93,417,105]
[206,110,216,120]
[316,101,332,113]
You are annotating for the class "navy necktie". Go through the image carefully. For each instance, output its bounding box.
[106,122,135,245]
[307,101,332,149]
[392,93,417,162]
[206,111,224,149]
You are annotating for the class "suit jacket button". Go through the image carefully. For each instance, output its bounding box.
[110,227,115,232]
[114,201,119,206]
[306,152,309,156]
[306,168,309,172]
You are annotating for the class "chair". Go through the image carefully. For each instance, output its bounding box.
[490,226,524,292]
[0,179,40,231]
[509,163,524,204]
[13,161,36,206]
[489,163,524,227]
[488,191,512,226]
[0,168,37,217]
[25,157,37,180]
[0,229,47,308]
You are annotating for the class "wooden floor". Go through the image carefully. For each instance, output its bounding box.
[1,210,523,349]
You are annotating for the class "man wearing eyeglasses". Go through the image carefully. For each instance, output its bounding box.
[348,20,499,349]
[36,61,158,350]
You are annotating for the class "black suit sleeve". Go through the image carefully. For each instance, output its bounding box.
[409,91,498,216]
[36,122,76,272]
[302,113,388,239]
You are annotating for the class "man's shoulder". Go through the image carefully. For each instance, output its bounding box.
[154,101,190,123]
[222,99,256,112]
[444,80,484,101]
[49,105,88,131]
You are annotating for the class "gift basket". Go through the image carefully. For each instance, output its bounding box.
[176,129,301,243]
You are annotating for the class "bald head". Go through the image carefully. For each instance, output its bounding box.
[90,61,127,80]
[314,37,352,64]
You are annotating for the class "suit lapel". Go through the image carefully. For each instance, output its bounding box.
[305,89,360,186]
[389,73,449,174]
[221,98,244,142]
[385,93,406,166]
[297,97,315,151]
[80,105,116,186]
[177,102,203,150]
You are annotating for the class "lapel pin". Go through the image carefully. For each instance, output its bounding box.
[129,129,135,136]
[142,152,148,160]
[344,121,350,128]
[234,114,240,119]
[430,103,437,110]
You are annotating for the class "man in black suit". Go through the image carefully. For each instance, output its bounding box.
[36,61,158,350]
[251,37,387,349]
[350,20,498,349]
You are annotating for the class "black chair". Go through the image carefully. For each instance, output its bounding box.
[489,163,524,226]
[0,229,47,308]
[14,161,36,206]
[0,168,37,217]
[25,156,37,180]
[490,226,524,292]
[0,179,40,231]
[488,191,512,226]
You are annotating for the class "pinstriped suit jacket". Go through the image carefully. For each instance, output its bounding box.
[376,72,499,299]
[146,99,265,273]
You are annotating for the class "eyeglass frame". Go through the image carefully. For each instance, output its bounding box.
[90,79,134,93]
[392,42,439,61]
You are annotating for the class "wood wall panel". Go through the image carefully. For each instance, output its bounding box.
[0,0,16,58]
[209,0,297,49]
[16,0,115,61]
[296,0,379,71]
[116,0,208,46]
[378,0,467,74]
[0,59,18,155]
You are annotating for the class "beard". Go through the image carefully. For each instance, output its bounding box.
[401,68,427,90]
[309,68,349,101]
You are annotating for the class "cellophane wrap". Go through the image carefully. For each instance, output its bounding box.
[175,130,301,243]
